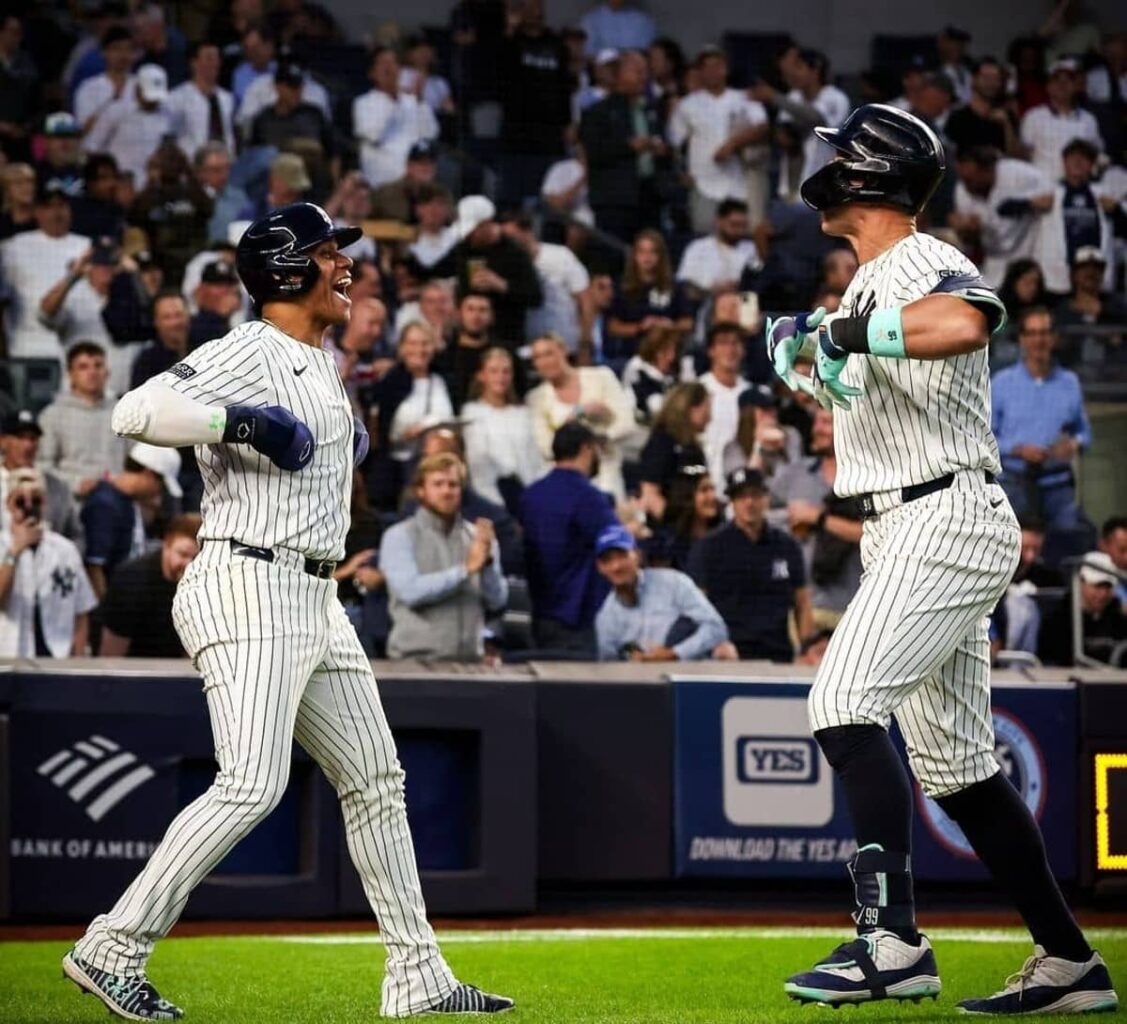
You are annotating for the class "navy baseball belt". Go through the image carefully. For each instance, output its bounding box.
[856,471,997,519]
[223,538,338,578]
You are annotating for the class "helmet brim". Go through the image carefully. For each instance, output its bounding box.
[329,225,363,249]
[813,125,847,151]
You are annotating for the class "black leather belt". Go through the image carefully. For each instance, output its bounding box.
[226,539,338,578]
[856,471,997,519]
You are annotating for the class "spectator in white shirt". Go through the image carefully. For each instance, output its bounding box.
[751,46,850,193]
[676,198,761,304]
[400,34,455,117]
[951,146,1054,287]
[699,322,751,491]
[500,210,591,353]
[322,171,377,262]
[84,64,176,187]
[353,46,439,190]
[166,41,236,160]
[462,346,546,507]
[230,23,276,106]
[527,332,638,501]
[406,182,458,274]
[236,55,331,136]
[0,184,89,361]
[0,468,97,659]
[1020,58,1103,181]
[937,24,974,104]
[541,155,594,226]
[73,25,135,134]
[38,235,116,350]
[1086,32,1126,103]
[668,46,768,233]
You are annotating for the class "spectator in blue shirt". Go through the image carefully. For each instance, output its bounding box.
[593,524,730,662]
[991,306,1091,530]
[519,421,618,655]
[81,443,181,598]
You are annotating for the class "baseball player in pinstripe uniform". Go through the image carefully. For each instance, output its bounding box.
[770,106,1118,1015]
[62,203,513,1020]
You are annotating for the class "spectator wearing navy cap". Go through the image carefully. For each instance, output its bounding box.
[70,153,126,242]
[519,420,619,655]
[727,383,804,484]
[688,467,811,661]
[248,60,334,162]
[370,139,440,223]
[37,235,116,350]
[35,113,84,197]
[594,523,730,662]
[188,258,242,349]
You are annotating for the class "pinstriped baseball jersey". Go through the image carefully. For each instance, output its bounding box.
[154,320,352,560]
[834,232,1005,497]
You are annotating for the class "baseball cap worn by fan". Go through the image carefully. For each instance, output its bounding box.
[129,442,182,498]
[1,409,42,437]
[1079,552,1119,587]
[272,153,312,193]
[274,61,305,88]
[1072,245,1106,268]
[738,385,778,410]
[595,524,637,557]
[726,466,766,498]
[136,63,169,104]
[201,258,239,285]
[43,111,81,138]
[408,140,438,163]
[457,195,496,241]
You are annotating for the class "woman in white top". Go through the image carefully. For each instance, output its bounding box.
[387,322,454,461]
[461,347,545,509]
[526,332,638,501]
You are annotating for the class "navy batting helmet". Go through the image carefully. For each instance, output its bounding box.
[235,202,362,305]
[800,104,945,215]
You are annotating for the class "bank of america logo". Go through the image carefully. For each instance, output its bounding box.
[36,736,156,822]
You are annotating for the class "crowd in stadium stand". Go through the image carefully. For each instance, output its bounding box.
[0,0,1125,667]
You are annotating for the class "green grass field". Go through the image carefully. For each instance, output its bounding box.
[1,927,1125,1023]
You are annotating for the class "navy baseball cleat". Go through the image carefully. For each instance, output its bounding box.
[62,950,183,1021]
[957,946,1118,1015]
[422,983,515,1014]
[785,929,941,1006]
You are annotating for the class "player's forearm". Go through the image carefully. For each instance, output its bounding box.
[826,296,989,361]
[112,382,227,447]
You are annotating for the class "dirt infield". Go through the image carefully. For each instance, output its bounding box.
[5,906,1126,942]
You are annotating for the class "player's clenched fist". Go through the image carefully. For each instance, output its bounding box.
[223,404,316,471]
[767,307,825,389]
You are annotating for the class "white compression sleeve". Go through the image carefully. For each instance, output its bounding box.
[112,382,228,447]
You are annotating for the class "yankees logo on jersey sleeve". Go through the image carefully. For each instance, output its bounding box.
[156,321,353,560]
[833,232,1006,497]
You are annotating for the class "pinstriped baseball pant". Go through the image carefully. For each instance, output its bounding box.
[808,472,1021,798]
[74,544,457,1017]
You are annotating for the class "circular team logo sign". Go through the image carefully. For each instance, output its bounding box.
[917,710,1046,859]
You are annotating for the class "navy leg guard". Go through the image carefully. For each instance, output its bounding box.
[849,843,916,931]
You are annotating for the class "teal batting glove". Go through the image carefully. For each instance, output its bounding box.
[799,328,864,411]
[766,306,825,389]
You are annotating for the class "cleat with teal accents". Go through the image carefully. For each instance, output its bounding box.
[62,949,183,1021]
[957,946,1118,1015]
[785,929,941,1006]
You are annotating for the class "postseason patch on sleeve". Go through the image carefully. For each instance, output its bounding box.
[168,362,197,380]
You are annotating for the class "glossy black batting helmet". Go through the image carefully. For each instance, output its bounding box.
[800,104,946,215]
[235,202,362,305]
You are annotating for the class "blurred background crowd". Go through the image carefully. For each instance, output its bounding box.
[0,0,1125,670]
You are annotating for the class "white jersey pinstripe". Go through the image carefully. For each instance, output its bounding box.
[833,232,1003,497]
[74,319,461,1015]
[807,231,1021,798]
[154,320,353,560]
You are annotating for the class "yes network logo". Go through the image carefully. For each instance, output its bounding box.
[722,697,833,828]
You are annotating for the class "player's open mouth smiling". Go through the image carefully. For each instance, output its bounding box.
[332,275,352,303]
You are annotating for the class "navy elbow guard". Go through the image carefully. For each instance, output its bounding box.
[849,843,915,929]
